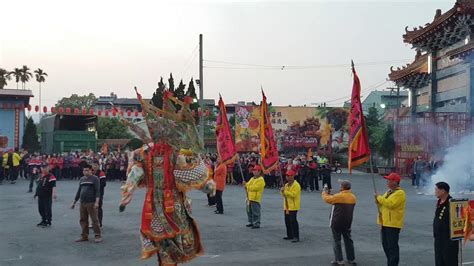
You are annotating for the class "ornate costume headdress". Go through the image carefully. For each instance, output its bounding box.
[128,87,204,154]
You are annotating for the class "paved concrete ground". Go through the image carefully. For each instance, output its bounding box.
[1,172,473,266]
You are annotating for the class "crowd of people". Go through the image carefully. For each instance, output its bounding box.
[0,148,129,187]
[0,147,465,265]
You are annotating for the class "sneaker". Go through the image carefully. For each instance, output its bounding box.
[330,261,345,265]
[283,237,293,240]
[37,221,46,227]
[291,239,300,243]
[346,260,357,265]
[94,236,103,243]
[246,224,253,227]
[251,225,260,229]
[75,237,88,242]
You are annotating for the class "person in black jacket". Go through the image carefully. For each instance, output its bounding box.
[92,161,106,227]
[34,164,57,227]
[433,182,458,266]
[70,164,102,243]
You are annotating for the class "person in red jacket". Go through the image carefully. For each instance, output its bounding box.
[214,159,227,214]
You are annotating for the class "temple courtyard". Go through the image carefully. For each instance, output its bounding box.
[1,172,473,266]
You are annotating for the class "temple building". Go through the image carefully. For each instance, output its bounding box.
[0,89,33,149]
[389,0,474,116]
[388,0,474,176]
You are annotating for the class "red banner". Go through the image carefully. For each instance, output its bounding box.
[259,90,279,174]
[348,62,371,173]
[216,95,237,165]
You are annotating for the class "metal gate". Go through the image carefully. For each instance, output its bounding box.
[394,113,473,176]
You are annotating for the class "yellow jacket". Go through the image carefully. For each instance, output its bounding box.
[376,188,406,229]
[282,181,301,211]
[2,152,21,169]
[246,176,265,203]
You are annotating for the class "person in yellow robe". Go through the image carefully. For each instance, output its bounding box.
[281,169,301,242]
[244,165,265,229]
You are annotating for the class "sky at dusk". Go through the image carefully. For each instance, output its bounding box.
[1,0,453,107]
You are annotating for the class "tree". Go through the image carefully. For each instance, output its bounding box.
[175,79,186,101]
[20,65,32,90]
[10,68,22,89]
[152,77,166,108]
[185,78,197,98]
[56,93,97,110]
[22,117,40,152]
[168,73,175,93]
[375,123,395,165]
[365,106,381,151]
[0,68,11,89]
[34,68,47,113]
[97,117,133,139]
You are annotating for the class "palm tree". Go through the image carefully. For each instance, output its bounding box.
[34,68,47,116]
[0,68,11,89]
[20,65,32,90]
[10,68,22,89]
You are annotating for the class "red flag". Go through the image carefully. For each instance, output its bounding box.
[215,95,237,165]
[348,61,371,173]
[259,90,279,174]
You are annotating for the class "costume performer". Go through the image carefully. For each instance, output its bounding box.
[119,88,215,266]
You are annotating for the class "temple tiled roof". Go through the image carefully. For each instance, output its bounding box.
[403,0,474,49]
[445,41,474,59]
[389,52,429,81]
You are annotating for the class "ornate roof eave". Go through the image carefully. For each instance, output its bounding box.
[445,41,474,59]
[402,0,474,48]
[393,73,431,90]
[389,52,429,80]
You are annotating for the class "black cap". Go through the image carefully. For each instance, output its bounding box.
[435,182,450,193]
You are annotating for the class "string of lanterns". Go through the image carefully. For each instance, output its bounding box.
[0,103,213,118]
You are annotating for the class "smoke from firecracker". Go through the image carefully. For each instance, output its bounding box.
[426,133,474,194]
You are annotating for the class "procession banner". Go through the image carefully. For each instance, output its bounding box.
[216,96,237,165]
[259,91,279,174]
[450,199,469,240]
[348,63,371,173]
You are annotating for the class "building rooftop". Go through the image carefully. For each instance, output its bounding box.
[403,0,474,50]
[0,89,34,98]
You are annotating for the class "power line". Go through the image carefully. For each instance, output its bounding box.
[180,43,199,77]
[312,79,390,106]
[204,58,411,70]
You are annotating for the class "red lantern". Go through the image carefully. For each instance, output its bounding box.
[191,110,196,116]
[89,109,94,115]
[134,110,139,117]
[112,109,117,116]
[66,107,71,114]
[205,109,210,117]
[105,110,109,117]
[58,107,64,114]
[198,110,202,117]
[98,110,102,116]
[74,108,79,115]
[35,105,39,112]
[82,108,87,115]
[127,110,131,117]
[51,107,55,113]
[27,105,32,111]
[184,96,193,105]
[43,106,47,113]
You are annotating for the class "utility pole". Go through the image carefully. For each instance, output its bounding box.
[199,34,204,144]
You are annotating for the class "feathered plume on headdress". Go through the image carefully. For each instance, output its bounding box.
[128,87,204,153]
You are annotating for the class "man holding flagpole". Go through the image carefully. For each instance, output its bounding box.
[215,95,237,215]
